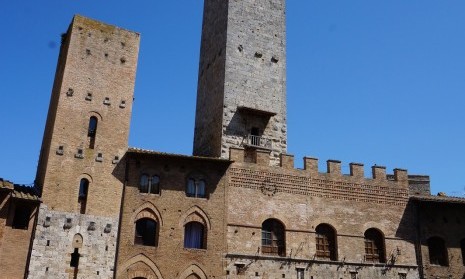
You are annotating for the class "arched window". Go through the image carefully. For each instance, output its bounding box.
[78,178,89,214]
[261,218,285,256]
[139,174,160,194]
[461,239,465,266]
[315,224,337,261]
[134,218,157,247]
[364,228,385,263]
[88,117,98,148]
[184,221,205,249]
[427,236,448,266]
[186,178,206,198]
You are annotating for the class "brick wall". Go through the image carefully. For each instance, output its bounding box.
[115,152,230,279]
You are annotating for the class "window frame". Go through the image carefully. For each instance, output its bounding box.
[315,224,337,261]
[427,236,449,266]
[261,218,285,256]
[364,228,385,263]
[184,221,206,249]
[12,204,32,230]
[139,174,160,195]
[186,178,206,198]
[134,218,158,247]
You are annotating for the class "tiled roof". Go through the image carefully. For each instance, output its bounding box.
[0,178,14,190]
[0,178,41,202]
[127,147,231,163]
[410,194,465,204]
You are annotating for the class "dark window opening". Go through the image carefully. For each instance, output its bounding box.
[250,127,261,146]
[12,205,32,230]
[134,218,157,246]
[236,264,245,275]
[315,224,337,261]
[139,174,160,194]
[261,218,285,256]
[70,248,80,268]
[297,268,305,279]
[88,116,98,149]
[251,127,260,136]
[428,236,448,266]
[78,179,89,214]
[364,228,385,263]
[184,221,206,249]
[186,178,206,198]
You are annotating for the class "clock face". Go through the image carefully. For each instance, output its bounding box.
[260,178,277,197]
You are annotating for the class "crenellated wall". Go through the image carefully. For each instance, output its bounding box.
[225,148,419,279]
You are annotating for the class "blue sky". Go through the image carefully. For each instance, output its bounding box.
[1,1,464,196]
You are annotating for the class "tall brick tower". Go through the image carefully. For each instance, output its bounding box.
[193,0,287,165]
[28,15,139,278]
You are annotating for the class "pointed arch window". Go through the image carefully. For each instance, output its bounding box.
[134,218,157,247]
[139,174,160,194]
[78,178,89,214]
[261,218,285,256]
[315,224,337,260]
[364,228,385,263]
[184,221,206,249]
[428,236,448,266]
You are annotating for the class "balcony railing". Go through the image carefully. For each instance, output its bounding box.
[243,134,272,149]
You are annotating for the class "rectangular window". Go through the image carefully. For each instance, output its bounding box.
[12,205,31,230]
[296,268,304,279]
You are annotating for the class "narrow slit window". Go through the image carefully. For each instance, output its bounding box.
[78,179,89,214]
[88,117,98,149]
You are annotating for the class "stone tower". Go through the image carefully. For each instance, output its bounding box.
[193,0,287,165]
[28,15,139,278]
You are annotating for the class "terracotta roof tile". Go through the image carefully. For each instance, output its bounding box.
[410,194,465,204]
[127,147,231,163]
[0,177,41,202]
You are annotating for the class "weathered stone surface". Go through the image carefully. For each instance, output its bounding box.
[194,0,287,166]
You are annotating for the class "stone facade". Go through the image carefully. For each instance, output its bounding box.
[225,150,419,279]
[2,2,465,279]
[35,15,139,216]
[28,205,118,279]
[194,0,287,165]
[27,15,139,279]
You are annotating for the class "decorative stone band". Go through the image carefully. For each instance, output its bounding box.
[229,167,409,206]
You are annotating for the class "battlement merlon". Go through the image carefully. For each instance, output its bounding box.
[230,147,428,187]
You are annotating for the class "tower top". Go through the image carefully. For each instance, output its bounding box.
[193,0,287,165]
